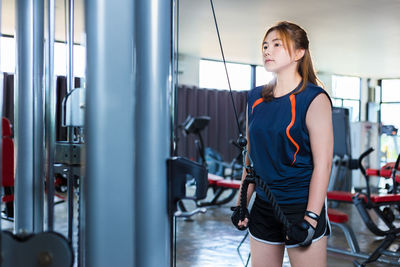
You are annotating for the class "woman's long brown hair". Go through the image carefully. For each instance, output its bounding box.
[261,21,322,101]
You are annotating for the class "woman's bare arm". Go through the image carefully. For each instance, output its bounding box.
[304,93,333,227]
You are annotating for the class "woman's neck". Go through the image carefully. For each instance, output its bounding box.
[274,68,302,97]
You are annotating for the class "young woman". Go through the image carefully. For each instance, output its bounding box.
[232,21,333,267]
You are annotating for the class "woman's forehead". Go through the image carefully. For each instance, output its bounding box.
[264,30,281,43]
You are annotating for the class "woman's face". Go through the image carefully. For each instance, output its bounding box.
[262,30,297,73]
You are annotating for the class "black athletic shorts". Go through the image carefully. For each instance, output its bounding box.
[248,195,331,248]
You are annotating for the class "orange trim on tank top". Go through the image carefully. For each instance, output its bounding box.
[251,98,264,113]
[286,94,299,165]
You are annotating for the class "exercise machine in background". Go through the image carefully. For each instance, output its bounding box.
[328,149,400,266]
[329,107,382,194]
[179,115,243,208]
[167,157,208,267]
[327,106,400,265]
[328,107,354,193]
[53,86,85,250]
[351,121,380,191]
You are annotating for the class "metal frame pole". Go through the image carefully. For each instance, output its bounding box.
[135,0,171,266]
[67,0,74,93]
[170,1,177,265]
[15,0,45,234]
[84,0,135,266]
[66,0,75,244]
[32,0,45,233]
[14,0,34,233]
[45,0,56,231]
[171,0,178,157]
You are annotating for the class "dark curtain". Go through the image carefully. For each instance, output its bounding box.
[2,73,14,126]
[176,85,248,162]
[2,73,81,140]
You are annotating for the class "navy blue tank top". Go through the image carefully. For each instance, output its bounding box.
[247,82,330,204]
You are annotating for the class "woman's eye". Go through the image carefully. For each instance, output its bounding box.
[274,43,281,47]
[263,46,268,50]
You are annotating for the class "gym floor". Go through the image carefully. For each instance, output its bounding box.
[1,190,398,267]
[175,188,399,267]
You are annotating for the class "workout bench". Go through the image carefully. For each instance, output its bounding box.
[327,208,361,257]
[327,192,400,266]
[327,190,400,267]
[327,149,400,266]
[197,173,241,207]
[366,161,400,193]
[327,205,400,266]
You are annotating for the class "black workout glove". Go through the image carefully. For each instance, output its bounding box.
[230,206,249,231]
[286,220,316,247]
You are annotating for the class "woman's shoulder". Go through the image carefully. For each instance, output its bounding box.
[302,82,332,106]
[300,82,329,99]
[305,82,325,93]
[248,85,263,99]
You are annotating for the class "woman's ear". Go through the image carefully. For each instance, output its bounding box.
[295,49,305,61]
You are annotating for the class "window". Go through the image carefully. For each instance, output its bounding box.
[54,42,86,77]
[0,36,85,78]
[199,59,251,91]
[380,79,400,162]
[381,79,400,102]
[0,36,15,73]
[255,66,274,87]
[331,75,361,122]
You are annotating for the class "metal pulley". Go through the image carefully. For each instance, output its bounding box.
[0,231,73,267]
